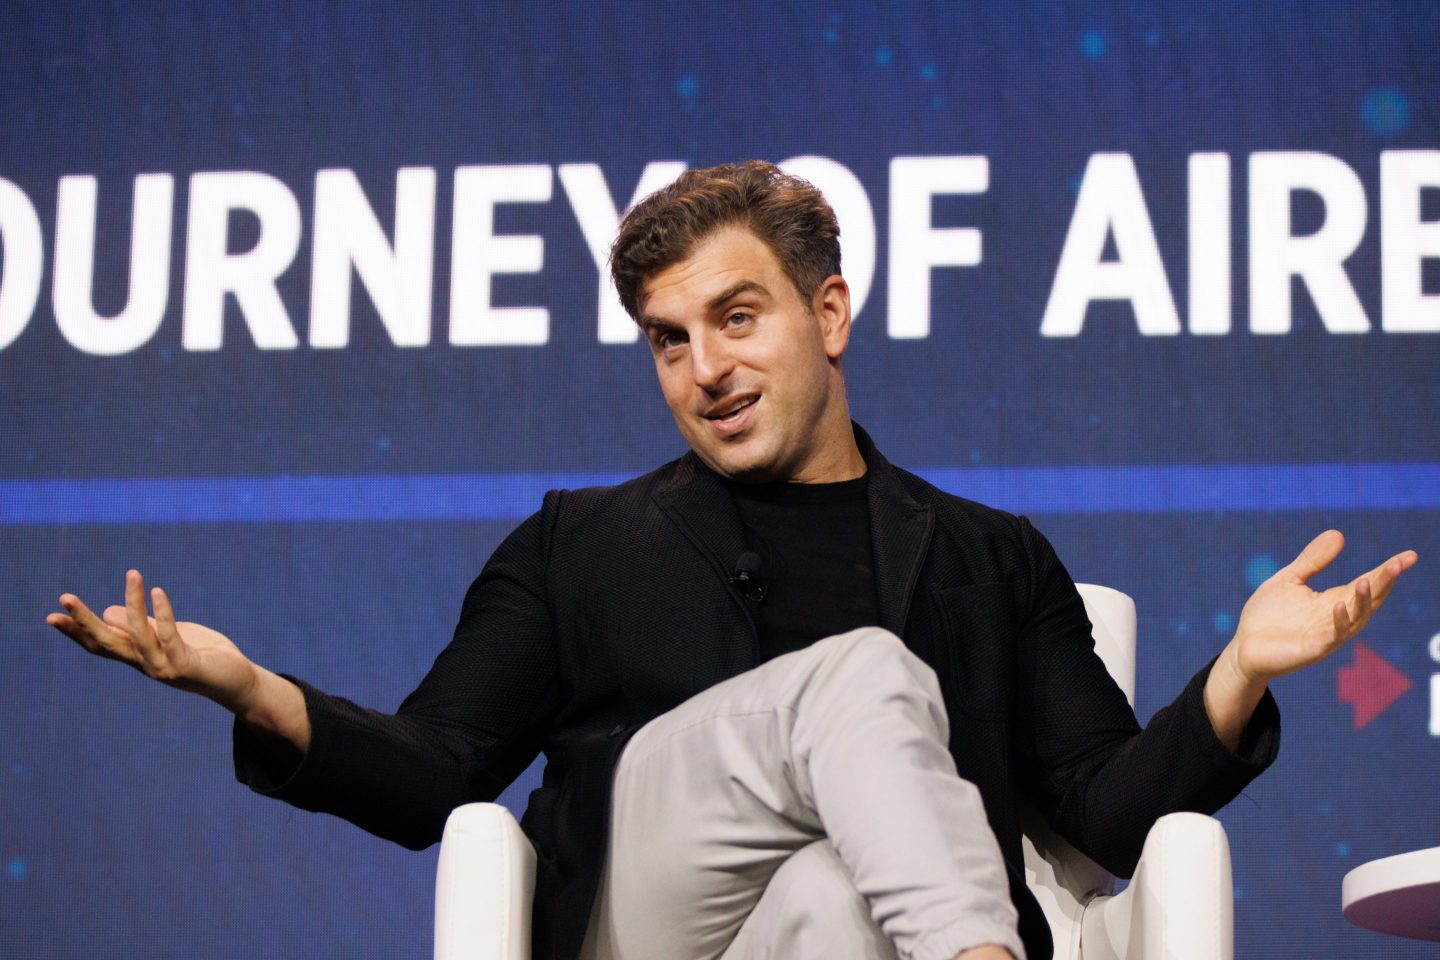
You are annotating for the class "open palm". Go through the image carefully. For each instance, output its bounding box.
[48,570,257,708]
[1232,530,1418,684]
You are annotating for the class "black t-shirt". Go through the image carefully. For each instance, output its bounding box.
[728,474,880,662]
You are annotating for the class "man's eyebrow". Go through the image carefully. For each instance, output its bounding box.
[638,316,677,335]
[640,280,773,329]
[707,280,771,312]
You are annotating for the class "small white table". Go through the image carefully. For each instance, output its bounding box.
[1343,847,1440,942]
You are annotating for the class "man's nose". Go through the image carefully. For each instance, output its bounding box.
[689,333,734,391]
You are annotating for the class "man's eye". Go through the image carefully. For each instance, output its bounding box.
[656,331,685,349]
[726,312,753,327]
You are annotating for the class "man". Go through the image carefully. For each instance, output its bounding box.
[48,162,1416,960]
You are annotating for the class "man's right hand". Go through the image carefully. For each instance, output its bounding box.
[46,569,312,750]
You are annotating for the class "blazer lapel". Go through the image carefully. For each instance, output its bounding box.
[651,453,758,634]
[858,427,935,636]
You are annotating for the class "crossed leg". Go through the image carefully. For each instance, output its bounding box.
[721,838,899,960]
[578,627,1024,960]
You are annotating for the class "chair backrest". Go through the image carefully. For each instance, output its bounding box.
[1074,583,1137,707]
[1020,583,1137,959]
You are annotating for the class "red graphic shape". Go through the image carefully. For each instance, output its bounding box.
[1337,641,1413,730]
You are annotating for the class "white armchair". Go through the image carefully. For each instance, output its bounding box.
[1019,584,1235,960]
[433,584,1234,960]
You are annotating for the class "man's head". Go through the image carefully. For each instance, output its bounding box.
[610,162,864,485]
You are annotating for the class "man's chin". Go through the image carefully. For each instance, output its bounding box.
[718,463,781,485]
[692,439,782,484]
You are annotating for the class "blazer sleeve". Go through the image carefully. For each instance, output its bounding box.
[232,495,564,850]
[1010,516,1280,877]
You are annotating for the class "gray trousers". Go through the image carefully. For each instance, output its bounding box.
[579,628,1025,960]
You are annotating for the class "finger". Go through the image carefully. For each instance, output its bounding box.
[48,618,127,662]
[1333,597,1354,639]
[123,570,148,633]
[102,605,159,633]
[48,600,130,663]
[150,587,181,648]
[61,594,125,644]
[46,610,88,643]
[1361,550,1419,606]
[1344,574,1374,634]
[102,605,130,630]
[1286,530,1345,583]
[1334,552,1418,637]
[123,570,163,669]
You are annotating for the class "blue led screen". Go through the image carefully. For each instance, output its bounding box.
[2,3,1438,958]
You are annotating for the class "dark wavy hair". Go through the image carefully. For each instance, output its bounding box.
[609,160,841,321]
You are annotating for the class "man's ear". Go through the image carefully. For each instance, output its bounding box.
[813,275,852,362]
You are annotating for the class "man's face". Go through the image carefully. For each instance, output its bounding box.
[638,227,856,484]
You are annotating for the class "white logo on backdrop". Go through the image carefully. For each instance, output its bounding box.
[0,151,1436,354]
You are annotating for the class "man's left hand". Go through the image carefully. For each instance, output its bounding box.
[1204,530,1417,750]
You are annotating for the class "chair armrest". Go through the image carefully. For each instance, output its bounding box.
[435,803,536,960]
[1079,813,1234,960]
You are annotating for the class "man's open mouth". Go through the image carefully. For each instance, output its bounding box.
[705,396,759,422]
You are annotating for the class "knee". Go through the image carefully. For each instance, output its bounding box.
[813,625,905,662]
[800,627,947,725]
[814,627,939,691]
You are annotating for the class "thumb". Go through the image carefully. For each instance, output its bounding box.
[1286,529,1345,583]
[103,605,158,631]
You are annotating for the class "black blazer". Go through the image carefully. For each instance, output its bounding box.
[236,425,1278,960]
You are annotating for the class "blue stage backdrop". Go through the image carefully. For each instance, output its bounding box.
[2,3,1438,958]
